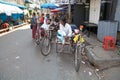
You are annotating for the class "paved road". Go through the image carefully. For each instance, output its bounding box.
[0,25,100,80]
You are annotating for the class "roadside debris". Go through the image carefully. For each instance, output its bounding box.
[16,56,20,59]
[81,61,85,64]
[89,72,92,76]
[96,69,99,72]
[94,71,102,80]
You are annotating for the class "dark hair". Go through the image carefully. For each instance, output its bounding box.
[41,13,44,16]
[60,16,66,24]
[37,12,39,14]
[46,14,50,18]
[33,12,36,16]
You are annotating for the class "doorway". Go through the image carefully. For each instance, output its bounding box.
[73,4,85,27]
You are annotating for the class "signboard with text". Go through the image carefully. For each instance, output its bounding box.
[55,0,86,4]
[55,0,75,4]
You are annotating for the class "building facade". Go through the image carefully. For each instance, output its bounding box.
[55,0,120,40]
[55,0,119,28]
[4,0,25,5]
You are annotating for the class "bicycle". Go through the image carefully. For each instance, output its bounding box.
[40,27,54,56]
[74,32,85,72]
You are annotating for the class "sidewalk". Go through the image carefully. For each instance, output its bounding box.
[84,33,120,70]
[0,23,28,34]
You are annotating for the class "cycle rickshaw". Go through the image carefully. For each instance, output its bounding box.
[56,25,86,72]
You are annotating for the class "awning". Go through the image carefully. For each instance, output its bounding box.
[50,7,67,12]
[0,0,26,9]
[0,3,23,16]
[41,3,59,9]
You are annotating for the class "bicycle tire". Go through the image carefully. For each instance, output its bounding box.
[41,37,51,56]
[56,42,62,53]
[49,30,52,40]
[56,43,59,53]
[56,37,60,53]
[56,38,63,53]
[74,45,81,72]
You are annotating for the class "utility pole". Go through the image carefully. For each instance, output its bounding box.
[68,0,71,23]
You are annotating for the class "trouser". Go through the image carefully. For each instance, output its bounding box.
[32,26,37,39]
[57,31,65,44]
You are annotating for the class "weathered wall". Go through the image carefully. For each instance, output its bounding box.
[89,0,101,24]
[114,0,120,31]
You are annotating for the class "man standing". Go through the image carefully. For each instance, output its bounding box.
[31,12,37,39]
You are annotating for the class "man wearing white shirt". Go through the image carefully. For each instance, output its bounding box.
[36,19,51,44]
[41,21,50,30]
[57,16,72,45]
[59,23,72,37]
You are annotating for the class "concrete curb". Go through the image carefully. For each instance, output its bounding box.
[85,46,120,69]
[12,23,28,29]
[0,28,9,33]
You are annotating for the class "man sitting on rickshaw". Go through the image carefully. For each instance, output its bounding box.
[57,16,72,51]
[36,19,51,44]
[56,16,85,51]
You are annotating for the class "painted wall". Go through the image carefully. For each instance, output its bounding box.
[89,0,101,24]
[114,0,120,31]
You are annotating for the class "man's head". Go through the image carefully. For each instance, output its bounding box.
[46,19,51,24]
[60,16,66,26]
[37,12,39,15]
[41,13,44,16]
[33,12,36,16]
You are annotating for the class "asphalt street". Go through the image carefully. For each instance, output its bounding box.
[0,25,104,80]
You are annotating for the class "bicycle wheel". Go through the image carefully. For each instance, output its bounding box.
[41,37,51,56]
[56,42,59,53]
[49,30,52,40]
[35,34,40,45]
[74,45,82,72]
[56,38,63,53]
